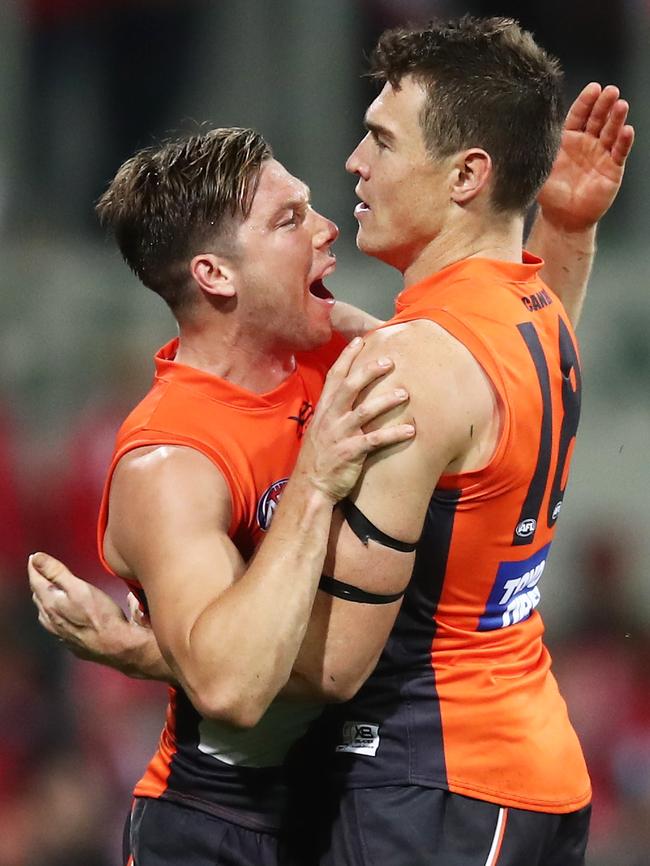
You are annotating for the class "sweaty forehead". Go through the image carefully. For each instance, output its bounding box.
[252,159,310,214]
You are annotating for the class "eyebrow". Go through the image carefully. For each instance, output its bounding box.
[364,118,396,143]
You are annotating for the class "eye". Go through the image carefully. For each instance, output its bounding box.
[279,206,308,228]
[371,131,388,151]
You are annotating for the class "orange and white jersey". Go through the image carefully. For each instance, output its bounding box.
[97,333,345,831]
[326,254,591,814]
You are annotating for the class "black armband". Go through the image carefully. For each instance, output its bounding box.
[339,498,418,553]
[318,574,405,605]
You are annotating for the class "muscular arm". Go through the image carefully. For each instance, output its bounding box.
[31,343,415,725]
[288,321,495,700]
[527,83,634,326]
[330,299,385,340]
[33,79,635,698]
[106,446,332,726]
[31,327,488,707]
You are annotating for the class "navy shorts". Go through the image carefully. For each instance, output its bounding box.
[314,786,591,866]
[123,797,290,866]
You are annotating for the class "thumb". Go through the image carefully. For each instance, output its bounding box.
[28,552,71,584]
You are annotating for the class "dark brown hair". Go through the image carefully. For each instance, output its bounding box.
[96,127,272,313]
[370,16,564,213]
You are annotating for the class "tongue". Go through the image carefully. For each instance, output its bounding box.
[309,279,334,301]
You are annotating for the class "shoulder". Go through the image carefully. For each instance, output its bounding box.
[364,320,492,413]
[110,445,232,531]
[367,318,480,368]
[115,443,228,491]
[359,319,499,471]
[105,445,232,579]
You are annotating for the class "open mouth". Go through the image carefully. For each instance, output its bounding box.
[309,279,335,304]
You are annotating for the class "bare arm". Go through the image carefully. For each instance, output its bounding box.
[30,342,414,724]
[330,300,385,340]
[30,329,480,707]
[288,321,493,700]
[528,83,634,326]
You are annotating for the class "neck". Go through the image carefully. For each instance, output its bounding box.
[402,212,525,288]
[174,314,296,394]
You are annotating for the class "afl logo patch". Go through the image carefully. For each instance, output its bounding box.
[515,518,537,538]
[257,478,289,531]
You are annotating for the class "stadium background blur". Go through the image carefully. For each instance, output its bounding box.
[0,1,648,864]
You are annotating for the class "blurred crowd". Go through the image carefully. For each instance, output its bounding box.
[1,1,649,864]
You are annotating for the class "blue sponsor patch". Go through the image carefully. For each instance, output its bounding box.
[478,543,551,630]
[256,478,289,531]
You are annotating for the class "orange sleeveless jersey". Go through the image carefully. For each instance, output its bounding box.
[328,254,591,814]
[96,333,345,829]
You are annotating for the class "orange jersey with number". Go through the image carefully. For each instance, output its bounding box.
[97,333,345,830]
[327,254,591,813]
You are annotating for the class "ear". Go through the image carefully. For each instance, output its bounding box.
[190,253,237,299]
[451,149,492,205]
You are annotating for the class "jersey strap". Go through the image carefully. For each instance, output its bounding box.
[339,498,418,553]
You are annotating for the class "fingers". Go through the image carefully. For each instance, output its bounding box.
[325,420,416,470]
[598,95,627,147]
[31,592,58,636]
[564,84,630,148]
[128,592,150,627]
[28,557,52,594]
[611,124,635,168]
[354,386,409,428]
[568,82,634,167]
[28,558,67,623]
[563,82,602,132]
[598,98,634,168]
[344,356,397,404]
[28,551,77,589]
[359,423,416,454]
[584,84,620,137]
[29,552,92,632]
[127,592,140,619]
[31,583,76,643]
[317,347,414,442]
[321,352,400,422]
[326,335,366,381]
[564,81,635,171]
[324,337,397,398]
[590,91,634,169]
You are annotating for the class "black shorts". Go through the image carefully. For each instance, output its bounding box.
[314,786,591,866]
[123,797,289,866]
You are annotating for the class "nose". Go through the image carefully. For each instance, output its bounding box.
[345,135,369,178]
[313,211,339,248]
